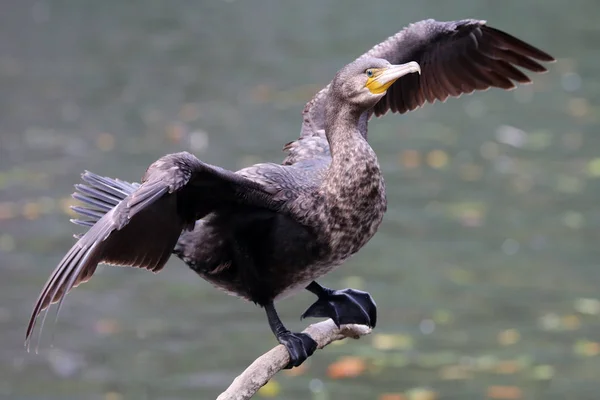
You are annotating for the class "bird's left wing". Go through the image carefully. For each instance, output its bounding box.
[287,19,554,164]
[362,19,554,117]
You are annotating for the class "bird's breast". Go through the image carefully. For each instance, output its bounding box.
[307,154,387,265]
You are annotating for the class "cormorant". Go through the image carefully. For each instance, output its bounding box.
[26,19,554,368]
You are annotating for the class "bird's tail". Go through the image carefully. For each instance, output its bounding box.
[70,171,140,238]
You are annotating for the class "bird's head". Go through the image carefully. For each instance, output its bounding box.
[330,57,421,109]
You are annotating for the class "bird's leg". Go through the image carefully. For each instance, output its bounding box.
[265,302,317,369]
[301,281,377,328]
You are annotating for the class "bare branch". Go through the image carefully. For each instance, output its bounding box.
[217,319,372,400]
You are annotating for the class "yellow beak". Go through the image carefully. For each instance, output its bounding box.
[366,62,421,95]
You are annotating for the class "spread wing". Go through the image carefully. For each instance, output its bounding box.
[26,151,278,346]
[285,19,554,164]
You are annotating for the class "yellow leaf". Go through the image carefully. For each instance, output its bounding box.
[406,387,438,400]
[379,394,408,400]
[574,339,600,357]
[532,365,554,380]
[372,333,413,350]
[258,380,281,398]
[426,150,448,169]
[497,329,520,346]
[432,309,452,325]
[587,158,600,177]
[60,197,77,217]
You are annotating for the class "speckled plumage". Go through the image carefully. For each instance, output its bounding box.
[176,60,389,303]
[26,19,554,349]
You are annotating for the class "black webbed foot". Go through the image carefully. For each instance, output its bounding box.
[265,301,317,369]
[277,331,318,369]
[302,283,377,328]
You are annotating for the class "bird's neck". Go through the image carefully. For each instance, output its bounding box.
[324,103,364,159]
[316,100,386,257]
[323,102,381,189]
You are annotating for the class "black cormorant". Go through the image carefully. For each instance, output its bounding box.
[26,19,554,367]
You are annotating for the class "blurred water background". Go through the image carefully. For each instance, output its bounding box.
[1,0,599,399]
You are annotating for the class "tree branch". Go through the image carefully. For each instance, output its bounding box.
[216,319,372,400]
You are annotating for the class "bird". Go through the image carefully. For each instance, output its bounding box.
[26,19,554,368]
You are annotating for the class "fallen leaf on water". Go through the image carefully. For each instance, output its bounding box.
[587,158,600,177]
[166,123,186,143]
[538,313,561,331]
[497,329,520,346]
[372,333,413,350]
[532,364,555,381]
[60,197,77,217]
[104,392,123,400]
[258,380,281,398]
[432,309,452,325]
[474,355,498,371]
[0,202,18,220]
[561,314,581,330]
[426,150,448,169]
[400,149,421,169]
[22,201,41,220]
[574,339,600,357]
[447,268,474,285]
[486,386,522,399]
[379,394,407,400]
[574,298,600,315]
[567,97,589,118]
[440,365,472,380]
[495,360,522,375]
[96,132,115,152]
[563,211,584,229]
[406,387,438,400]
[458,208,484,227]
[526,130,553,150]
[327,356,366,379]
[94,319,121,336]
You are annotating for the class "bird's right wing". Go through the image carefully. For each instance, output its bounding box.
[26,152,279,346]
[288,19,554,163]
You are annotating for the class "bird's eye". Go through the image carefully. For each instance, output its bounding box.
[366,69,374,77]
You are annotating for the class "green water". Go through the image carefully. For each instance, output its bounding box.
[1,0,599,399]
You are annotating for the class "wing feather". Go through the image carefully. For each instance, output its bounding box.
[288,18,554,160]
[26,152,278,347]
